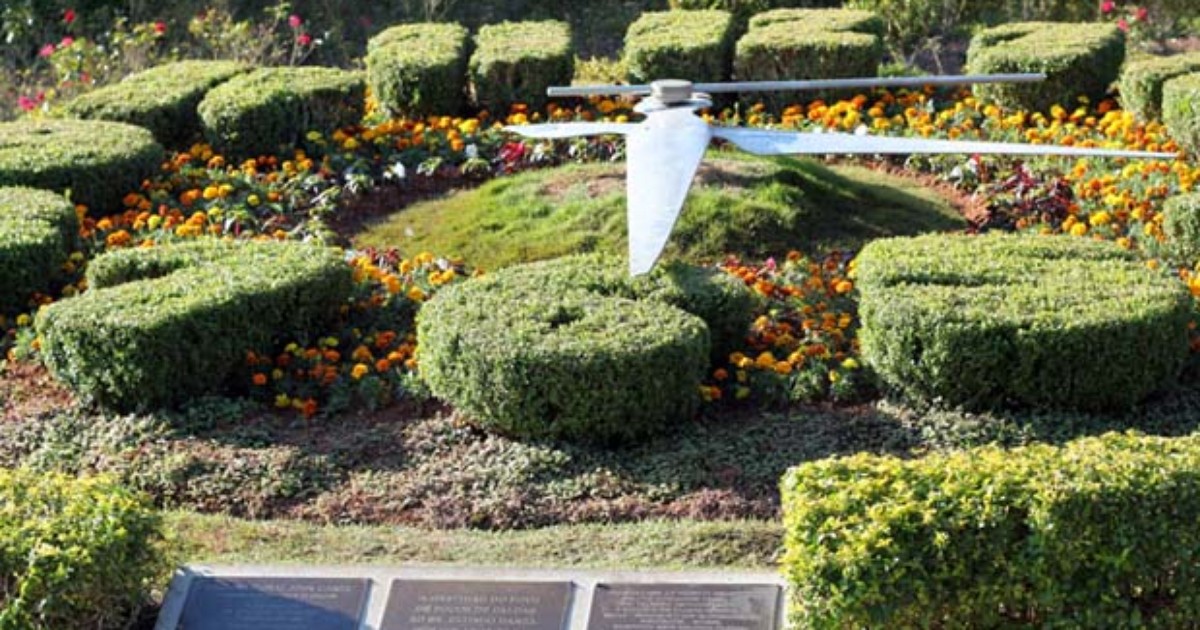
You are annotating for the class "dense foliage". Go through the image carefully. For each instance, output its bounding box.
[468,21,573,113]
[624,10,736,85]
[1163,71,1200,156]
[0,187,78,314]
[366,22,471,117]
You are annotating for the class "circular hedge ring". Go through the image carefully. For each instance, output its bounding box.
[0,187,78,313]
[856,233,1191,411]
[0,119,163,215]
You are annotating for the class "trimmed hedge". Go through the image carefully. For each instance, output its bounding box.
[966,22,1126,113]
[625,10,736,86]
[670,0,842,26]
[60,59,251,148]
[418,254,755,442]
[735,9,883,110]
[0,187,78,314]
[0,119,163,214]
[197,66,365,158]
[1163,72,1200,156]
[468,21,573,114]
[0,469,162,629]
[782,432,1200,627]
[37,239,353,412]
[856,233,1190,411]
[1161,193,1200,266]
[1119,52,1200,123]
[366,22,470,117]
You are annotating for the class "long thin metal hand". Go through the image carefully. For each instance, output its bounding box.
[547,74,1047,97]
[502,122,636,139]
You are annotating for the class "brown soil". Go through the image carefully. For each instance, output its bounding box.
[0,362,75,423]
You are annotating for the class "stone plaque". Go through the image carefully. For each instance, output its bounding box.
[381,579,571,630]
[176,576,368,630]
[587,583,780,630]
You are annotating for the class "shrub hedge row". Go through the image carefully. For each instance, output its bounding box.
[782,431,1200,628]
[855,233,1190,411]
[624,10,737,86]
[967,22,1126,113]
[0,469,162,629]
[0,119,163,214]
[1160,193,1200,266]
[37,239,352,412]
[669,0,842,26]
[61,59,251,148]
[468,21,573,114]
[366,22,471,117]
[0,187,78,314]
[1163,72,1200,156]
[1119,52,1200,123]
[197,66,365,158]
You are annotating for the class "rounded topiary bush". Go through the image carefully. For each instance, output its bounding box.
[856,233,1190,411]
[197,66,365,158]
[61,59,251,148]
[1118,52,1200,123]
[0,119,164,214]
[625,10,736,86]
[468,20,573,113]
[366,22,470,117]
[0,187,78,313]
[37,239,352,412]
[1163,71,1200,156]
[967,22,1125,113]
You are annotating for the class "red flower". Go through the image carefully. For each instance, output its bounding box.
[154,20,166,34]
[17,95,37,111]
[63,8,76,24]
[1100,0,1115,12]
[1134,6,1148,21]
[38,44,54,57]
[59,36,74,48]
[296,32,312,46]
[1117,17,1129,30]
[288,14,302,28]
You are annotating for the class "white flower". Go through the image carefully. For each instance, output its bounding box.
[465,143,478,159]
[385,161,407,180]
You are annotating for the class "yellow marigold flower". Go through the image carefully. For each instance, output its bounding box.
[15,314,31,327]
[755,351,776,369]
[1088,211,1112,227]
[274,394,291,408]
[1069,222,1088,237]
[407,287,427,302]
[351,363,370,380]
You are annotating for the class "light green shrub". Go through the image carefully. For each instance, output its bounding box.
[1163,71,1200,156]
[468,21,573,113]
[624,10,736,85]
[0,187,78,313]
[1160,193,1200,266]
[366,22,470,116]
[1119,52,1200,122]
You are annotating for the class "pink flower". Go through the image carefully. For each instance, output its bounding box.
[59,36,74,48]
[288,14,302,28]
[39,44,55,57]
[17,95,37,111]
[1117,17,1129,30]
[296,32,312,46]
[1100,0,1115,12]
[63,8,76,24]
[154,20,166,34]
[1134,6,1148,21]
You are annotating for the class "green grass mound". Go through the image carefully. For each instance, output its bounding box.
[37,239,352,412]
[469,21,573,114]
[60,60,251,148]
[967,22,1125,113]
[856,233,1190,411]
[0,119,164,214]
[1119,52,1200,123]
[367,22,470,117]
[197,66,365,158]
[782,431,1200,627]
[624,10,736,85]
[736,9,883,110]
[356,155,965,269]
[0,187,78,313]
[0,469,162,629]
[418,254,730,443]
[1164,72,1200,156]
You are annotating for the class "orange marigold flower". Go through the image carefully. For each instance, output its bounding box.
[351,363,370,380]
[252,373,268,386]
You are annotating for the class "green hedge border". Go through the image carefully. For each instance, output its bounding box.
[0,187,78,313]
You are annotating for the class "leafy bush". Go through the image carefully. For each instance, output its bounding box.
[197,66,365,158]
[0,187,78,314]
[1161,193,1200,266]
[624,10,736,85]
[366,22,470,117]
[967,22,1126,113]
[781,432,1200,628]
[468,20,573,113]
[669,0,841,25]
[856,233,1190,411]
[0,468,163,629]
[1119,52,1200,122]
[418,254,731,443]
[735,9,883,110]
[0,119,163,214]
[1163,71,1200,156]
[37,239,353,412]
[60,60,251,148]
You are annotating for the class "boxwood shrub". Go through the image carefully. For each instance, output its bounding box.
[60,59,251,148]
[1119,52,1200,123]
[417,254,755,442]
[0,187,78,313]
[197,66,365,158]
[1160,193,1200,266]
[967,22,1126,113]
[37,239,352,412]
[366,22,470,117]
[0,469,163,629]
[624,10,736,86]
[0,119,164,214]
[670,0,843,26]
[1163,72,1200,156]
[856,233,1190,411]
[468,21,573,114]
[782,432,1200,628]
[735,9,883,110]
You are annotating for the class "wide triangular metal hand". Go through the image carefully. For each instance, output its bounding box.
[503,122,636,139]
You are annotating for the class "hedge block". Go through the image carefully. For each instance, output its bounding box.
[856,233,1189,411]
[0,119,164,214]
[468,20,573,114]
[1119,52,1200,123]
[37,239,353,411]
[197,66,365,158]
[625,10,736,85]
[366,22,470,117]
[671,0,844,26]
[1163,71,1200,156]
[1161,193,1200,266]
[967,22,1126,113]
[782,432,1200,627]
[0,187,78,314]
[61,59,251,148]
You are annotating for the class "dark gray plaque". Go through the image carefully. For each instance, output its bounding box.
[587,583,780,630]
[381,579,571,630]
[177,576,368,630]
